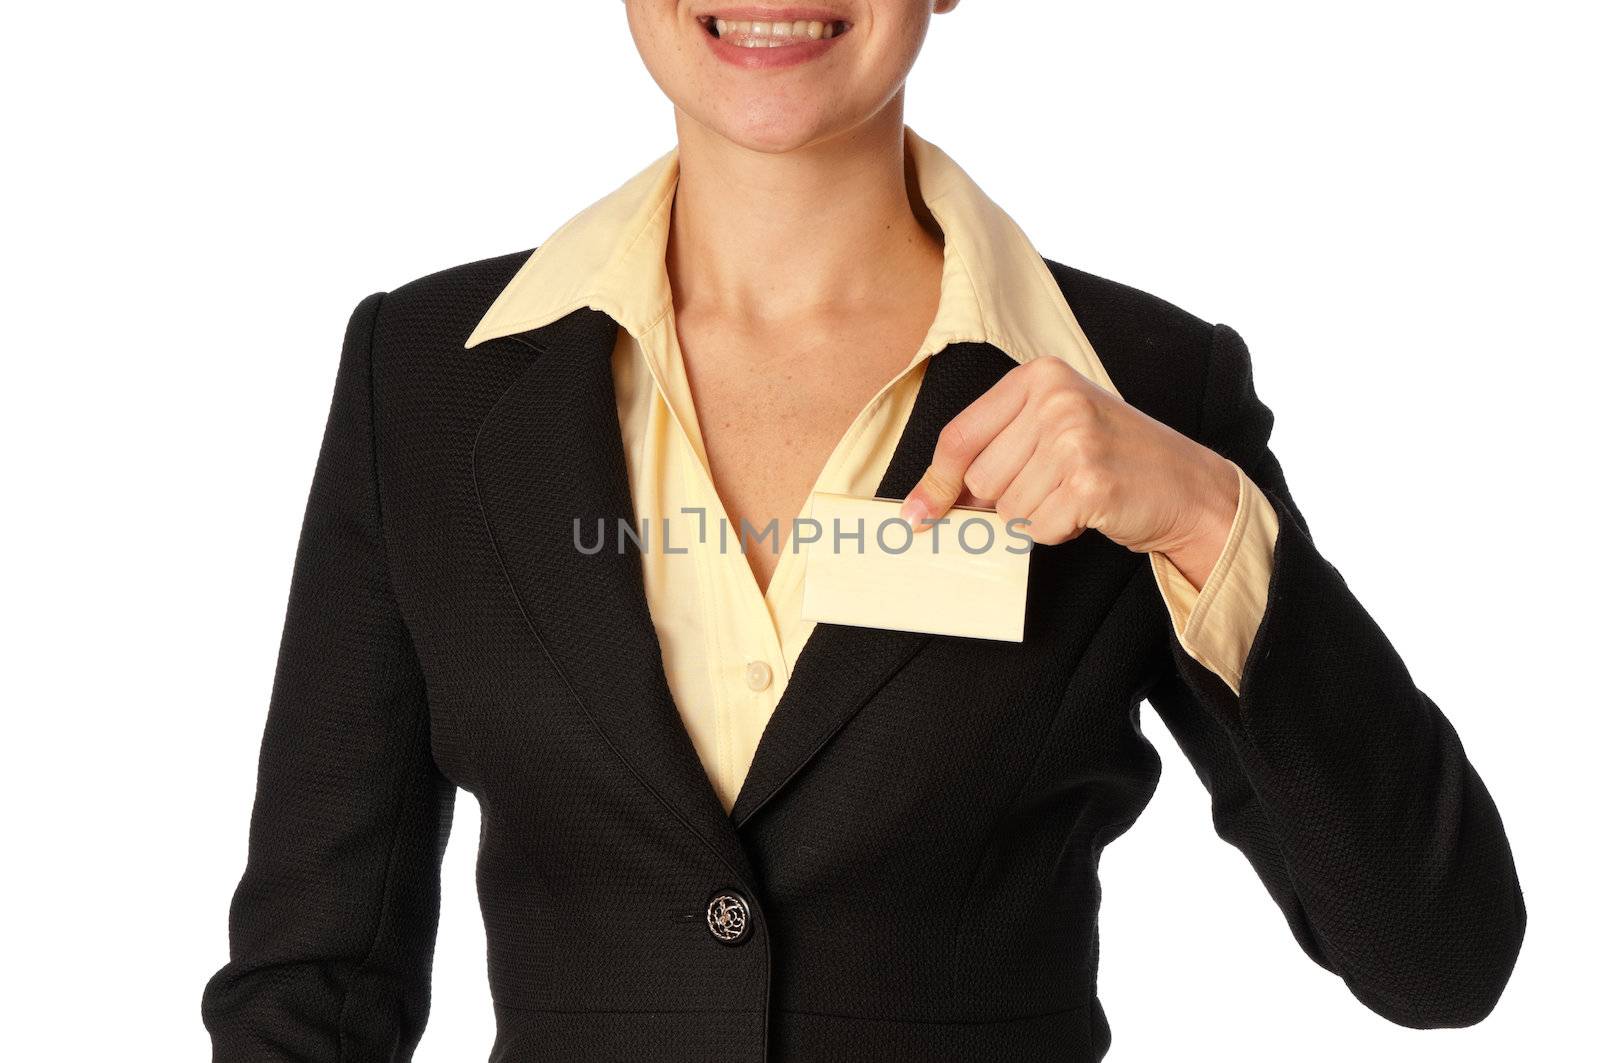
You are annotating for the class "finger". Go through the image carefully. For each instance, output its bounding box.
[1020,484,1089,546]
[962,416,1042,510]
[954,485,992,509]
[901,370,1029,529]
[994,447,1066,525]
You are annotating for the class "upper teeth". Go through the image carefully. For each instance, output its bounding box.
[714,19,837,45]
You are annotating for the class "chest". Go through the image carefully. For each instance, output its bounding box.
[673,308,931,590]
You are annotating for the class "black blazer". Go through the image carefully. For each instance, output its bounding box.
[200,251,1525,1062]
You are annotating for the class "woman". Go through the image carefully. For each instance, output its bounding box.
[200,3,1524,1060]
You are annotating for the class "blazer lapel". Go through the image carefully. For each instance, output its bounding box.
[472,307,753,884]
[730,341,1020,827]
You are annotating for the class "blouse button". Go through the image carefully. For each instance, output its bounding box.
[745,660,774,692]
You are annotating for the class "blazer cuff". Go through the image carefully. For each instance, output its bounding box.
[1149,460,1280,694]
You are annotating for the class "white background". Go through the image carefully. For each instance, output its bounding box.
[5,2,1596,1059]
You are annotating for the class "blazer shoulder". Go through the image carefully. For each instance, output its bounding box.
[367,247,537,354]
[351,249,542,450]
[1042,256,1221,434]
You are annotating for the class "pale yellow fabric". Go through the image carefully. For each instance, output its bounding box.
[1149,462,1277,693]
[466,125,1279,810]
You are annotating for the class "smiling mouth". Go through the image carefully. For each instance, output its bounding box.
[699,15,852,46]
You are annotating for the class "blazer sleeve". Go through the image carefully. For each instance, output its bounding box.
[201,292,456,1062]
[1144,322,1525,1029]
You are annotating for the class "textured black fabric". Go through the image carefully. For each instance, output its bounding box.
[200,250,1525,1061]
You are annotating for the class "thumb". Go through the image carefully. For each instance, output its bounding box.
[900,460,968,531]
[898,371,1024,530]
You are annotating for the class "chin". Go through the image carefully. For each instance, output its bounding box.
[703,102,841,154]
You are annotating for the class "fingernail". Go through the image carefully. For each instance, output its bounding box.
[901,497,930,529]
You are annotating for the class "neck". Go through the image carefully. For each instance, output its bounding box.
[665,101,943,327]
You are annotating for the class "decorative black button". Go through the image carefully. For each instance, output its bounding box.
[706,890,752,945]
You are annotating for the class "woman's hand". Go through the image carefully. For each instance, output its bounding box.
[900,356,1241,588]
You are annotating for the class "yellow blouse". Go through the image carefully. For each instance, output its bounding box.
[466,126,1279,812]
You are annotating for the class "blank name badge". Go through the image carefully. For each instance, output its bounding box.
[800,492,1031,642]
